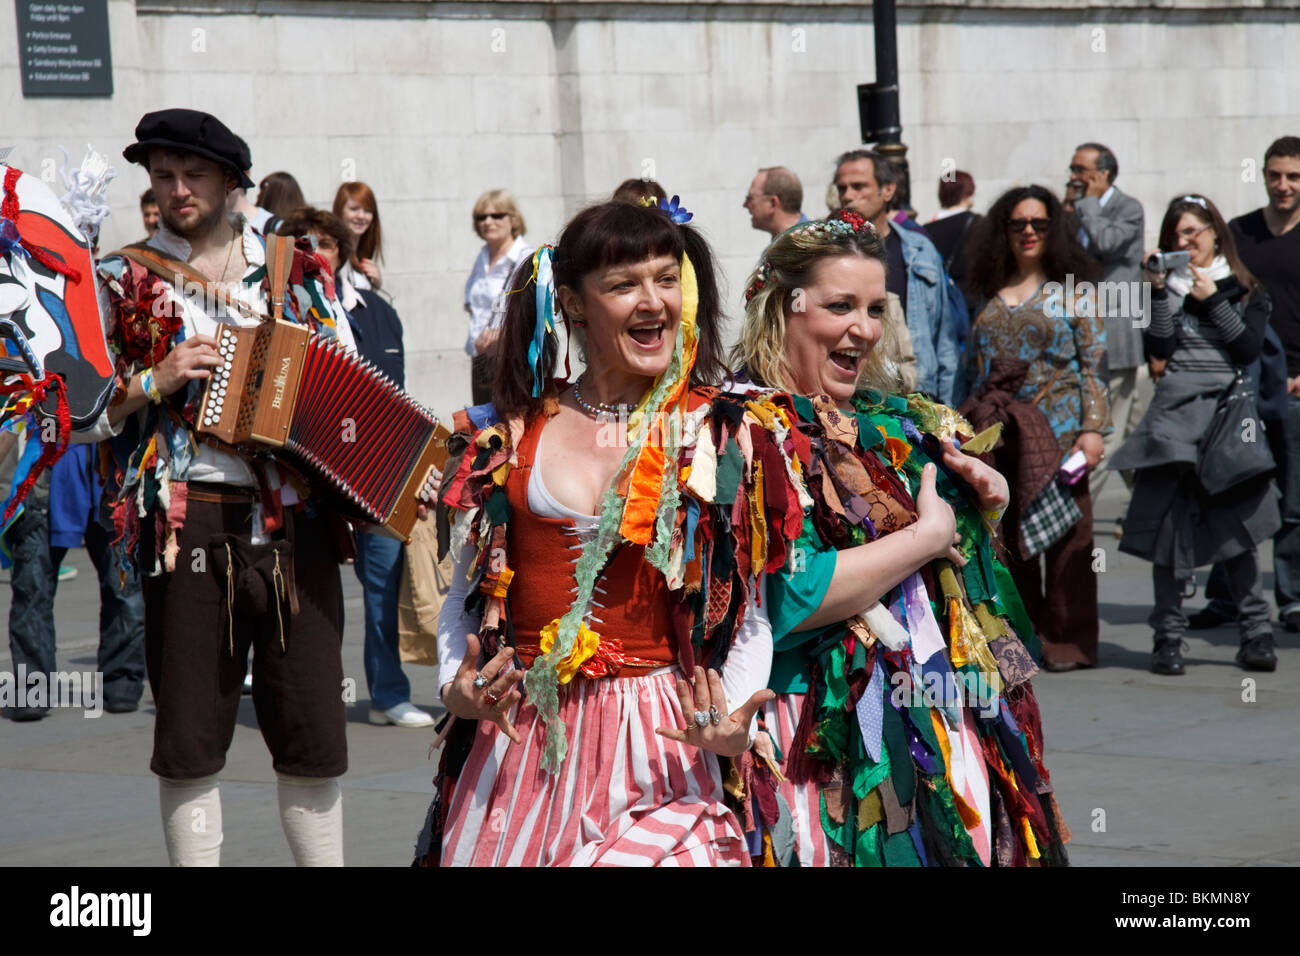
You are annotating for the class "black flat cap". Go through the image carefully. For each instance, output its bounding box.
[123,109,255,189]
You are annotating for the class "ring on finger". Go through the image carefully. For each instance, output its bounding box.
[683,720,699,732]
[693,710,710,729]
[708,705,721,726]
[473,673,490,689]
[484,690,501,706]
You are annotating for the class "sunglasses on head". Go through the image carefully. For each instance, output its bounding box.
[474,212,510,223]
[1007,218,1050,234]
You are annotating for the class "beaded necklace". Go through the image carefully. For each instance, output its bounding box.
[572,375,636,419]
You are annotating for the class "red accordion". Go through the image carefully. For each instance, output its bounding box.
[195,319,449,541]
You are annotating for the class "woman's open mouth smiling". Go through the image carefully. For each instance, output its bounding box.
[628,323,666,349]
[829,348,862,376]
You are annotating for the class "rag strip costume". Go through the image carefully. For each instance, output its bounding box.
[414,244,807,866]
[748,389,1071,866]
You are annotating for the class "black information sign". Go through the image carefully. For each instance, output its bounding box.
[15,1,113,98]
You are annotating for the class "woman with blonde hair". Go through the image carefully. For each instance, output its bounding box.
[464,188,531,405]
[731,209,1069,867]
[332,181,385,290]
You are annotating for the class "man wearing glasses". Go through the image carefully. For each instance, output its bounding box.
[743,166,807,239]
[1066,142,1148,511]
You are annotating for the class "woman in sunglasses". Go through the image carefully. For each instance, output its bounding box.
[964,185,1106,672]
[465,189,533,404]
[1110,194,1277,675]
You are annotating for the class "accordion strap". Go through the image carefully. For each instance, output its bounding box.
[263,234,295,322]
[111,243,270,322]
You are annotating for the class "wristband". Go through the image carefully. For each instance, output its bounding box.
[982,504,1007,525]
[140,368,163,404]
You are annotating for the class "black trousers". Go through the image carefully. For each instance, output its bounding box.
[143,493,347,780]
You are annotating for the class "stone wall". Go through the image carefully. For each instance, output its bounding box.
[3,0,1297,417]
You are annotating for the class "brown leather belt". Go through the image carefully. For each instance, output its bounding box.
[186,483,259,504]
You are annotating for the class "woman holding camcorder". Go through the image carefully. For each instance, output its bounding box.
[1110,194,1279,676]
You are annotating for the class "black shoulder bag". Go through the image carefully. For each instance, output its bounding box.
[1196,368,1275,495]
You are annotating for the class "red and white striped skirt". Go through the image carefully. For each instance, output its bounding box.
[441,667,751,867]
[771,691,834,867]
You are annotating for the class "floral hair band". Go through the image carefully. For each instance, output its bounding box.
[744,209,878,301]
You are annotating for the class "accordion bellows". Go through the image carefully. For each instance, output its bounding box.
[197,320,449,540]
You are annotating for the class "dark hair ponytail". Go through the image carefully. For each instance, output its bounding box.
[679,224,727,388]
[490,255,558,423]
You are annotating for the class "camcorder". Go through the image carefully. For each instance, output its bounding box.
[1143,250,1192,274]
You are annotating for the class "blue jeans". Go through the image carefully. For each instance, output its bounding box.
[85,516,146,706]
[353,531,410,710]
[6,472,66,692]
[5,471,145,709]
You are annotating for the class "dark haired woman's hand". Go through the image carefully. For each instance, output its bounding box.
[440,634,525,743]
[656,667,775,758]
[1071,430,1105,470]
[939,437,1009,518]
[1141,248,1166,289]
[1188,264,1217,301]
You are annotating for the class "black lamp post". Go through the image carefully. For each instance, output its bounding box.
[857,0,911,215]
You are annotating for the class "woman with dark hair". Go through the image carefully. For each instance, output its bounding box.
[255,171,305,220]
[925,170,980,320]
[964,185,1107,672]
[332,181,384,290]
[1110,194,1279,675]
[415,200,799,866]
[731,209,1069,867]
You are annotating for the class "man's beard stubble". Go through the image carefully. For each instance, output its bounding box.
[160,198,231,243]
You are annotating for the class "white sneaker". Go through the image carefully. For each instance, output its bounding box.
[242,673,253,695]
[368,702,435,728]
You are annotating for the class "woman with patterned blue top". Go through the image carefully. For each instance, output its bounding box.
[965,185,1108,672]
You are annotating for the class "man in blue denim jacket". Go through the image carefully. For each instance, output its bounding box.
[834,149,960,403]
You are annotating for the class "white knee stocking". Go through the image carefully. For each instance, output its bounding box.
[158,774,223,866]
[276,774,344,866]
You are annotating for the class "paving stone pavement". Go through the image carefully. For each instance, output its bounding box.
[1,480,1296,866]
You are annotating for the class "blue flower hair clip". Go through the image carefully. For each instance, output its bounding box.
[657,195,693,224]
